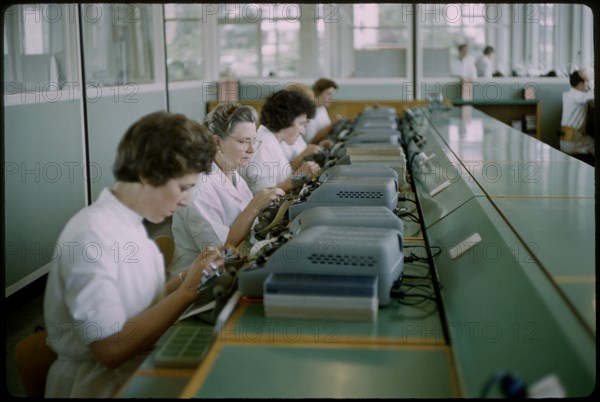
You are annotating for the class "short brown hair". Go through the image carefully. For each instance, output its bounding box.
[113,111,216,186]
[312,78,338,97]
[285,82,315,100]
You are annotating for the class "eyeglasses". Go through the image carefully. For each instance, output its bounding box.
[230,137,262,150]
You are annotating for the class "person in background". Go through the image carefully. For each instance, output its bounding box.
[240,89,321,194]
[476,46,495,78]
[279,83,321,161]
[560,69,595,158]
[43,111,221,398]
[305,78,346,145]
[169,103,284,277]
[450,44,477,81]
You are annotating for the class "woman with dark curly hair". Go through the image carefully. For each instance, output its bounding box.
[43,111,221,397]
[240,89,321,194]
[279,83,324,161]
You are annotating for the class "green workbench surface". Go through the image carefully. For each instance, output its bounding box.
[117,319,214,398]
[425,196,595,397]
[186,343,458,398]
[444,132,572,163]
[118,240,454,398]
[491,197,595,276]
[428,109,572,163]
[490,196,595,333]
[465,160,594,197]
[119,375,192,398]
[224,297,443,345]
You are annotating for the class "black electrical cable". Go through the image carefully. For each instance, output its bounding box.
[403,262,432,271]
[409,150,421,168]
[398,294,438,305]
[405,151,451,344]
[404,252,430,264]
[405,245,442,259]
[398,210,420,219]
[402,281,434,290]
[401,287,435,297]
[399,214,421,224]
[398,197,418,205]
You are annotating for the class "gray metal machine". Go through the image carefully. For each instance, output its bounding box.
[287,175,398,220]
[288,205,404,237]
[318,164,399,188]
[238,225,404,306]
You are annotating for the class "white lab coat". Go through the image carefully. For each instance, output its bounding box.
[450,56,478,80]
[43,188,165,398]
[170,162,254,277]
[475,56,493,78]
[304,105,332,144]
[561,87,595,130]
[560,87,595,154]
[280,136,307,161]
[239,125,294,194]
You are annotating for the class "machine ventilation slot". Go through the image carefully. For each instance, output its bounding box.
[336,191,384,200]
[307,254,377,267]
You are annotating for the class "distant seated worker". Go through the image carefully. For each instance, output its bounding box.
[476,46,494,78]
[305,78,346,145]
[239,89,321,194]
[280,83,321,161]
[450,44,477,81]
[170,103,284,277]
[560,69,595,156]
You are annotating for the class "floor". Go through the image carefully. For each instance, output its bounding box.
[4,276,46,398]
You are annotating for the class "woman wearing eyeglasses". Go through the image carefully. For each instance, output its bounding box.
[169,102,284,278]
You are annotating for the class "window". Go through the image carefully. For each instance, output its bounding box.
[164,4,204,82]
[420,3,506,77]
[218,22,260,78]
[3,4,78,91]
[81,4,155,86]
[515,3,556,76]
[217,3,306,78]
[353,4,410,49]
[352,4,410,77]
[536,4,554,75]
[261,19,300,78]
[417,3,592,79]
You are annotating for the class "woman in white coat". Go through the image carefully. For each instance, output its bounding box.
[170,103,284,277]
[240,90,321,194]
[560,69,595,156]
[43,111,222,398]
[305,78,346,145]
[279,83,323,161]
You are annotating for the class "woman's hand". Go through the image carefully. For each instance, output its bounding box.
[295,160,320,179]
[248,187,285,213]
[333,114,346,123]
[318,139,334,149]
[178,247,224,301]
[298,144,322,160]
